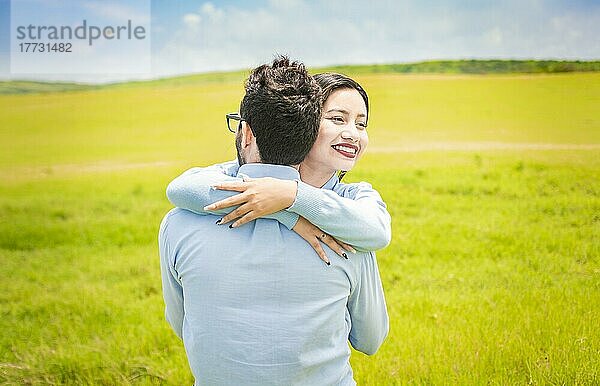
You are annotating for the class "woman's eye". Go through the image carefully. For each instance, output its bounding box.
[356,122,367,130]
[328,116,345,124]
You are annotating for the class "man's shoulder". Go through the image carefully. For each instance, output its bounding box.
[160,208,217,237]
[196,159,239,176]
[177,159,240,179]
[161,207,190,225]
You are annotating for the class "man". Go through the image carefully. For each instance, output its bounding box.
[159,57,388,385]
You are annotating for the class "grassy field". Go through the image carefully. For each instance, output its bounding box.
[0,70,598,384]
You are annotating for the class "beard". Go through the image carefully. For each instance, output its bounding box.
[235,130,246,165]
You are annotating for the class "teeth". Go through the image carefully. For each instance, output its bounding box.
[333,145,357,154]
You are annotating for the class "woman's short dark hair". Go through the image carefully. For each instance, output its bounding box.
[313,73,369,123]
[240,56,322,165]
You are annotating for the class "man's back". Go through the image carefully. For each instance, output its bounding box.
[160,206,387,385]
[159,164,388,386]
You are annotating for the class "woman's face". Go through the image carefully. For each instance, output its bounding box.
[304,88,369,173]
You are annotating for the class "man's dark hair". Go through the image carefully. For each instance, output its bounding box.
[240,56,322,165]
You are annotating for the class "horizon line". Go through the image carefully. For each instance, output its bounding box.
[1,58,599,86]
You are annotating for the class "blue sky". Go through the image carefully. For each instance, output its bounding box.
[1,0,599,83]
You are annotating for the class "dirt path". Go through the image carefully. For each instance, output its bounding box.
[44,160,176,173]
[3,161,176,181]
[368,142,600,153]
[3,142,599,180]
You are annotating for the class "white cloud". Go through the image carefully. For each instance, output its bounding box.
[4,0,599,83]
[267,0,304,9]
[200,2,224,20]
[150,0,599,80]
[182,13,201,28]
[81,1,150,24]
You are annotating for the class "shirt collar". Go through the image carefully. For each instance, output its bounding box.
[237,163,300,181]
[321,173,339,190]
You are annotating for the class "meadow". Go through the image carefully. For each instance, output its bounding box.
[0,70,598,384]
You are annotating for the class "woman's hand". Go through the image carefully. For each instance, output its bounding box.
[204,177,297,227]
[292,217,355,265]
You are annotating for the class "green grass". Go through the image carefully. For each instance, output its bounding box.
[321,59,600,75]
[0,70,598,384]
[2,60,598,95]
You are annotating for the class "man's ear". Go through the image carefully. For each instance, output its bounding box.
[240,121,254,148]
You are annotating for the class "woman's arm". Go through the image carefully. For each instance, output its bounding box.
[289,180,392,252]
[167,162,351,263]
[208,178,392,252]
[166,161,299,230]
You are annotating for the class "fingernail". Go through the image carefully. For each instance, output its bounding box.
[228,223,234,229]
[349,247,357,253]
[215,218,222,225]
[342,252,348,259]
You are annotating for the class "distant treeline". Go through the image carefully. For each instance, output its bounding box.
[0,80,99,94]
[323,60,600,75]
[1,60,598,94]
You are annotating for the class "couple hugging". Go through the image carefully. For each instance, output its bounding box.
[159,56,391,386]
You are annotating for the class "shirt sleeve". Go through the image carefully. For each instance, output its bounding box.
[347,252,389,355]
[287,181,392,252]
[158,213,184,339]
[166,161,299,230]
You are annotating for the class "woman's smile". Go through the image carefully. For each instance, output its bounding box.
[331,142,359,158]
[302,87,369,176]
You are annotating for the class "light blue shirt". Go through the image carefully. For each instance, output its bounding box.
[159,163,389,385]
[166,160,392,252]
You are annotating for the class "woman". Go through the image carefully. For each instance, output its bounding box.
[167,73,391,264]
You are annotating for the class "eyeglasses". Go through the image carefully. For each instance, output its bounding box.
[226,112,243,133]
